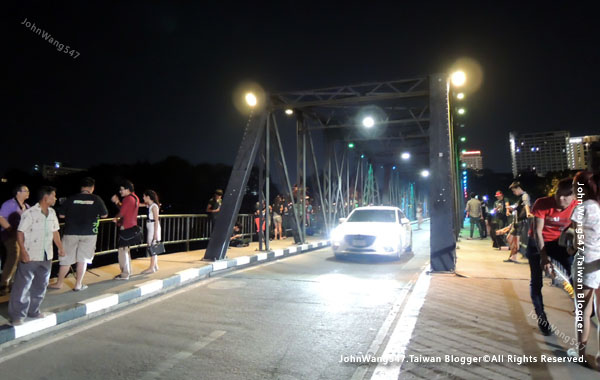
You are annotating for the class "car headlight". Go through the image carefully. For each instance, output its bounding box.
[330,228,344,243]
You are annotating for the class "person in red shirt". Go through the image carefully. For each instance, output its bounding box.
[111,180,140,280]
[527,177,576,335]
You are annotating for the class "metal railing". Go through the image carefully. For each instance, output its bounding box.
[58,214,255,259]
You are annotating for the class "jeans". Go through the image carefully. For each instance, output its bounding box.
[8,259,52,321]
[527,238,572,317]
[469,217,483,238]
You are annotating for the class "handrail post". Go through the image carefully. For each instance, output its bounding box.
[185,216,191,251]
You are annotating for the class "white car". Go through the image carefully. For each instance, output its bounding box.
[330,206,413,258]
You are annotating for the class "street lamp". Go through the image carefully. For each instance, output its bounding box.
[245,92,257,107]
[450,71,466,87]
[457,108,466,115]
[456,92,465,100]
[362,116,375,128]
[285,109,294,115]
[401,152,410,160]
[460,136,466,142]
[421,170,430,178]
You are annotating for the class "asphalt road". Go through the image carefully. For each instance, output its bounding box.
[0,225,430,380]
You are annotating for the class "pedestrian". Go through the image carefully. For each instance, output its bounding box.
[206,189,223,232]
[490,191,509,249]
[480,196,489,238]
[272,195,284,240]
[492,191,508,230]
[570,171,600,364]
[8,186,65,325]
[230,223,250,247]
[49,177,108,291]
[141,190,161,274]
[505,181,533,262]
[110,180,140,280]
[0,184,31,296]
[526,178,576,335]
[416,202,424,230]
[465,192,483,240]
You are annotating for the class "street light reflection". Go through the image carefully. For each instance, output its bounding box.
[314,273,397,312]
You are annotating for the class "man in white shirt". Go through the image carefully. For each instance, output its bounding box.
[8,186,65,325]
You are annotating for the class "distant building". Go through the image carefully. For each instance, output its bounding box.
[568,135,600,170]
[509,131,570,177]
[460,150,483,170]
[34,162,85,180]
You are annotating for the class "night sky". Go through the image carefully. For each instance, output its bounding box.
[7,1,599,175]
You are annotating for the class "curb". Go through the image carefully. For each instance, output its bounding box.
[0,240,330,347]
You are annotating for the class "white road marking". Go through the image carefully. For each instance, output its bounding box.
[370,265,432,380]
[135,280,164,296]
[212,261,228,271]
[13,313,58,339]
[139,330,227,380]
[256,252,268,261]
[80,294,119,314]
[176,268,201,282]
[235,256,250,265]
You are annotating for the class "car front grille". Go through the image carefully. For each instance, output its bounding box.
[344,234,376,247]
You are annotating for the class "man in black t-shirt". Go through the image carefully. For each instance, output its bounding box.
[49,177,108,291]
[505,181,532,262]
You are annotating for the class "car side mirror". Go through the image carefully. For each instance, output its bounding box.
[339,218,346,224]
[400,217,410,224]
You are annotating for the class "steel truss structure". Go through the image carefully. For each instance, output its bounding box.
[204,75,459,272]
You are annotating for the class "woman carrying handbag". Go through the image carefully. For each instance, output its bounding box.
[141,190,162,274]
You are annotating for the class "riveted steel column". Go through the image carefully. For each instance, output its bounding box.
[204,109,268,261]
[429,74,457,272]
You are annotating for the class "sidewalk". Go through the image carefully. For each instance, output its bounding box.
[400,228,600,379]
[0,236,329,347]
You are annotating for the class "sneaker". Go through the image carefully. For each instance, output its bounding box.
[537,313,552,336]
[9,319,24,326]
[114,274,129,280]
[28,312,49,319]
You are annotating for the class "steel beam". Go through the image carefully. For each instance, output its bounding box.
[428,74,456,272]
[204,110,268,261]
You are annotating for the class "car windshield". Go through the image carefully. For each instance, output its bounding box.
[347,209,396,223]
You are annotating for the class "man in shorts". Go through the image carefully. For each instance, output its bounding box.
[505,181,532,262]
[49,177,108,291]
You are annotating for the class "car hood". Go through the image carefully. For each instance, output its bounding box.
[337,222,401,236]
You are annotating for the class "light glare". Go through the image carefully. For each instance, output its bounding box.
[245,93,257,107]
[451,71,467,87]
[421,170,430,178]
[401,152,410,160]
[362,116,375,128]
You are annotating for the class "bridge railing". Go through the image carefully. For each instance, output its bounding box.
[61,214,256,258]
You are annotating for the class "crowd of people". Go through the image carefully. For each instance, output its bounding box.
[0,178,162,326]
[465,172,600,366]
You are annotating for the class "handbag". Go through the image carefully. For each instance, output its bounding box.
[147,241,165,256]
[119,226,143,246]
